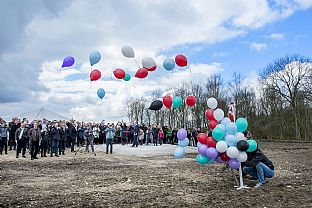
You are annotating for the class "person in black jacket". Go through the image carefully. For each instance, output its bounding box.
[59,123,67,155]
[67,122,77,152]
[50,121,61,157]
[243,147,275,188]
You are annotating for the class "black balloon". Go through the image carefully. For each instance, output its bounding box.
[148,100,163,111]
[237,140,249,151]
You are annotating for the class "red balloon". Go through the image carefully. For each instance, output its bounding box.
[135,68,148,79]
[90,69,101,81]
[175,54,187,67]
[163,95,173,109]
[209,120,219,130]
[186,95,197,107]
[113,69,126,79]
[220,152,230,161]
[147,66,157,71]
[229,113,234,122]
[206,136,217,148]
[205,109,215,120]
[197,133,208,144]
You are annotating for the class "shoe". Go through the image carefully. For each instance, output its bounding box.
[34,157,39,160]
[22,155,26,158]
[255,182,263,188]
[16,156,19,158]
[93,153,96,156]
[31,158,34,160]
[62,153,65,155]
[44,155,47,157]
[55,155,59,157]
[50,155,53,157]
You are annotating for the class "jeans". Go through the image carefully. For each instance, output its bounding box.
[0,137,8,154]
[51,140,59,155]
[106,139,113,154]
[41,139,48,156]
[132,135,138,147]
[85,137,95,153]
[243,162,275,184]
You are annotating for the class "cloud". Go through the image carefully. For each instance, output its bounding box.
[249,42,268,52]
[267,33,285,40]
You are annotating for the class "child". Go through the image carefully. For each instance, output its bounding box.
[158,128,164,145]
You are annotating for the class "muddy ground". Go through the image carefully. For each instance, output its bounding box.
[0,142,311,208]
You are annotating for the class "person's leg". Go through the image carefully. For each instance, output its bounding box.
[90,138,95,154]
[85,138,89,153]
[106,140,109,154]
[71,137,75,152]
[110,140,113,154]
[35,141,39,158]
[4,138,8,154]
[16,140,20,158]
[55,140,59,156]
[30,141,34,159]
[243,166,258,179]
[22,141,26,157]
[0,137,3,154]
[256,162,275,184]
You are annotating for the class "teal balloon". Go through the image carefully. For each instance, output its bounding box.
[246,140,257,152]
[236,118,248,132]
[174,147,186,159]
[196,154,210,164]
[212,127,225,142]
[173,96,182,108]
[89,51,101,66]
[97,88,105,99]
[123,73,131,81]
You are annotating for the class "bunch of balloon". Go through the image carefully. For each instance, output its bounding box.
[174,128,189,159]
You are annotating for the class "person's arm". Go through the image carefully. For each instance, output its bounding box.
[245,151,263,167]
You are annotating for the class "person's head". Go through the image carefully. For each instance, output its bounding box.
[43,118,47,123]
[33,122,38,129]
[21,123,26,128]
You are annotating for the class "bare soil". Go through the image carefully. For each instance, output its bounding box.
[0,142,311,208]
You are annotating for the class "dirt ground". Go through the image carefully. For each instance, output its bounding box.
[0,142,311,208]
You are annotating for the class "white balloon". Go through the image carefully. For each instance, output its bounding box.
[214,108,224,121]
[207,97,218,109]
[142,57,156,69]
[226,146,239,158]
[237,151,248,162]
[216,141,228,153]
[235,132,246,141]
[122,45,135,58]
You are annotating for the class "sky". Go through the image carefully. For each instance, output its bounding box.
[0,0,312,122]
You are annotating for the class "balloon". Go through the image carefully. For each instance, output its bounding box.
[135,68,148,79]
[235,132,246,141]
[142,57,156,71]
[163,58,175,71]
[212,127,225,141]
[225,134,237,147]
[174,147,186,159]
[196,154,210,164]
[216,156,225,163]
[175,54,187,67]
[216,124,225,132]
[198,144,208,155]
[62,56,75,68]
[209,120,219,130]
[97,88,105,99]
[173,96,182,109]
[177,128,187,141]
[206,147,218,159]
[246,140,257,152]
[186,95,196,107]
[206,136,217,148]
[121,45,135,58]
[89,51,101,66]
[220,117,231,126]
[236,117,248,132]
[90,69,101,81]
[197,142,202,147]
[205,109,215,121]
[197,133,207,144]
[237,151,248,162]
[148,100,163,111]
[163,95,173,109]
[178,138,189,147]
[229,158,240,169]
[226,146,239,158]
[216,141,228,153]
[113,69,126,79]
[123,73,131,81]
[207,98,217,109]
[220,152,230,161]
[213,109,224,121]
[236,140,249,151]
[225,122,237,135]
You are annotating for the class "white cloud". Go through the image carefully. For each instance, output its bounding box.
[268,33,285,40]
[250,42,268,52]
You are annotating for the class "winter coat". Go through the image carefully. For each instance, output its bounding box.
[50,127,61,141]
[15,128,28,141]
[28,128,42,142]
[105,127,116,140]
[0,126,8,138]
[92,127,100,138]
[244,149,274,170]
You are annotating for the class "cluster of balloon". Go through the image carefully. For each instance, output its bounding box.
[186,95,196,107]
[113,69,126,79]
[196,97,258,168]
[148,100,163,111]
[97,88,105,100]
[174,128,189,158]
[163,54,188,71]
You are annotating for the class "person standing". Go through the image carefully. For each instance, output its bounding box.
[132,122,140,147]
[9,118,19,151]
[28,122,41,160]
[152,125,159,146]
[121,123,127,145]
[92,124,100,145]
[85,123,96,156]
[67,121,77,152]
[50,121,61,157]
[77,123,85,148]
[105,124,115,154]
[40,125,49,157]
[15,123,28,158]
[0,121,8,155]
[158,127,164,145]
[59,123,67,155]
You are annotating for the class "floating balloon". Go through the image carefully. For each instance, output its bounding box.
[212,127,225,141]
[198,144,208,155]
[123,73,131,81]
[206,136,217,148]
[97,88,105,99]
[163,58,175,71]
[236,140,249,151]
[89,51,101,66]
[173,96,182,109]
[186,95,196,107]
[237,151,248,162]
[174,146,186,159]
[216,141,228,153]
[135,68,148,79]
[148,100,163,111]
[178,138,189,147]
[163,95,173,109]
[207,98,218,109]
[62,56,75,68]
[213,109,224,121]
[206,147,218,159]
[177,128,187,141]
[113,69,126,79]
[90,69,101,81]
[205,109,215,121]
[226,146,239,158]
[142,57,156,71]
[229,158,240,169]
[225,122,237,135]
[209,120,219,130]
[196,154,210,164]
[175,54,187,67]
[246,140,257,152]
[121,45,135,58]
[236,117,248,132]
[197,133,208,144]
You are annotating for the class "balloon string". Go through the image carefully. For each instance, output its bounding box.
[133,57,140,68]
[59,68,62,79]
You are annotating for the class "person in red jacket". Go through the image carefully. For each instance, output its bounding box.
[158,128,164,145]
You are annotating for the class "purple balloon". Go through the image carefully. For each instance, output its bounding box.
[216,156,225,163]
[62,56,75,68]
[206,147,218,159]
[198,144,208,155]
[177,128,187,141]
[229,158,240,169]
